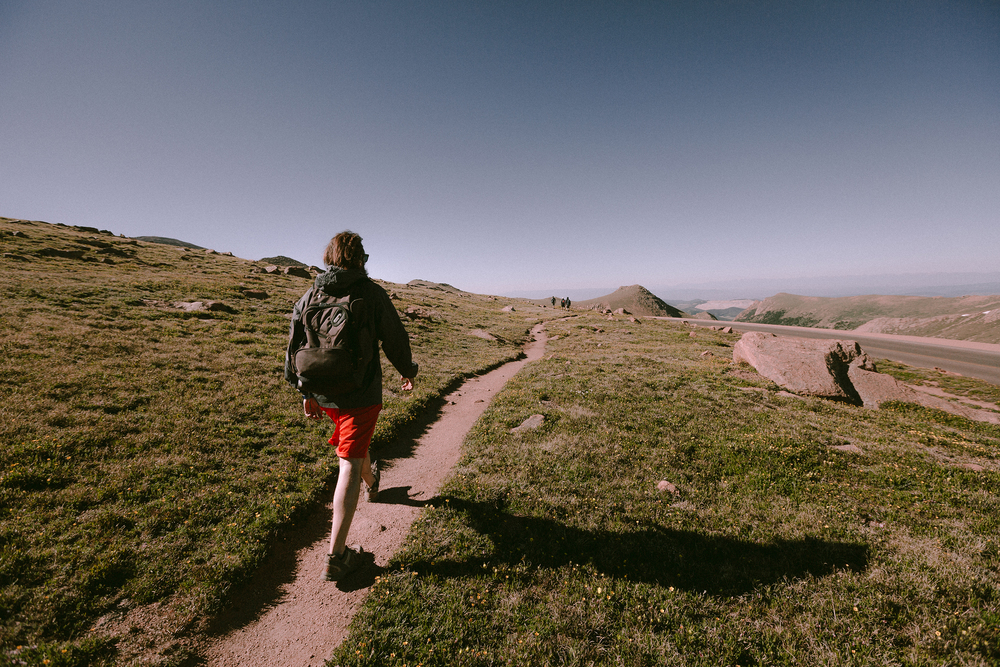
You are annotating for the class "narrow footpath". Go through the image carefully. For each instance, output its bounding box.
[202,323,547,667]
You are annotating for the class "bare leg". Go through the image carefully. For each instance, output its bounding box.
[330,457,363,557]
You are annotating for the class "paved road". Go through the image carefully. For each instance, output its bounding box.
[657,318,1000,386]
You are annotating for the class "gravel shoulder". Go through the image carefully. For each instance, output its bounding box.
[201,323,547,666]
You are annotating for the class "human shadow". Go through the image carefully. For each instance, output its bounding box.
[372,485,434,507]
[408,497,869,596]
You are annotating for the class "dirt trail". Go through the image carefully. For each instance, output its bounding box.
[202,323,547,666]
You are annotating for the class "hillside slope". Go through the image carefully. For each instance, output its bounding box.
[736,292,1000,344]
[574,285,687,317]
[0,216,534,664]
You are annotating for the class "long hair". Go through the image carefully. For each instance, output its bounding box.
[323,231,367,272]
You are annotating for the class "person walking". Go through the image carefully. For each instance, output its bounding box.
[284,231,418,581]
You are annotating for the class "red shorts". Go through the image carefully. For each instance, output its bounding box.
[321,403,382,459]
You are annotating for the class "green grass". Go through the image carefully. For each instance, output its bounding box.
[0,218,535,665]
[331,316,1000,666]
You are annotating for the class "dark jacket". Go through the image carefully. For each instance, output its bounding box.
[284,268,417,409]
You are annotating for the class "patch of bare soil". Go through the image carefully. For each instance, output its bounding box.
[199,324,547,666]
[908,384,1000,413]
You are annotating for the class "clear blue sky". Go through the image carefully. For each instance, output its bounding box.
[2,1,997,297]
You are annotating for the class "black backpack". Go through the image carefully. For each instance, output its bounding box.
[291,283,374,396]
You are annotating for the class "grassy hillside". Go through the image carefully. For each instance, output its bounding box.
[3,217,999,665]
[736,293,1000,343]
[0,217,535,665]
[331,316,1000,666]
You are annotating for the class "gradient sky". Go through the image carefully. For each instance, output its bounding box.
[2,1,997,297]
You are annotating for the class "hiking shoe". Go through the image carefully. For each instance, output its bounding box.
[367,459,381,502]
[323,546,362,582]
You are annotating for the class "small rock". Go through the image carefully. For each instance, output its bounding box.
[502,305,516,312]
[468,329,497,341]
[722,326,733,334]
[775,390,802,399]
[657,480,679,495]
[831,443,864,454]
[511,414,544,433]
[689,331,696,337]
[699,350,713,357]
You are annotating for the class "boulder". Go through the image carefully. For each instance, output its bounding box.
[614,307,630,315]
[263,265,280,274]
[732,332,875,404]
[502,305,516,312]
[282,265,311,278]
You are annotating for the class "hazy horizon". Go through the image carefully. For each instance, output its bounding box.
[2,2,997,294]
[502,270,1000,304]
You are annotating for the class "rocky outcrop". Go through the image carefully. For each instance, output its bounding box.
[282,266,311,278]
[733,332,874,404]
[733,332,1000,423]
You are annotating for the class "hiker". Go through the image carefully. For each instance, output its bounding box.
[284,231,418,581]
[560,297,566,308]
[565,297,571,309]
[550,296,556,307]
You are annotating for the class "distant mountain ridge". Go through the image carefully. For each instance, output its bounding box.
[259,255,307,267]
[135,236,204,249]
[736,293,1000,344]
[574,285,687,318]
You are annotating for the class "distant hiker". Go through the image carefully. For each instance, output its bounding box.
[284,231,418,582]
[565,297,571,309]
[560,298,566,308]
[551,296,556,307]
